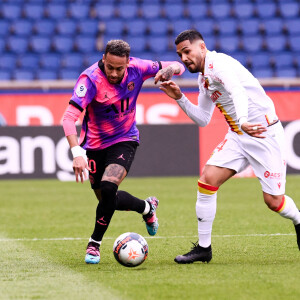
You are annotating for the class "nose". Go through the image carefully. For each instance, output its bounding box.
[111,70,118,77]
[181,54,188,63]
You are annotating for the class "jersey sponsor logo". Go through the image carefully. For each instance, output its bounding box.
[264,171,282,179]
[127,81,135,91]
[104,97,134,119]
[210,90,222,102]
[75,84,87,97]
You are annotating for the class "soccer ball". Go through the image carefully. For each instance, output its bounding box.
[113,232,148,267]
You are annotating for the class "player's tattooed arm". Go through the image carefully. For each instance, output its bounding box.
[155,64,180,84]
[102,164,127,185]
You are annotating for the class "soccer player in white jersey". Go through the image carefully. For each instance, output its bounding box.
[159,29,300,264]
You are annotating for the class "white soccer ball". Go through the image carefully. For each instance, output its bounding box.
[113,232,148,267]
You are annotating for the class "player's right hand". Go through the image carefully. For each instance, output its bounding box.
[73,156,91,183]
[159,80,183,100]
[241,122,267,138]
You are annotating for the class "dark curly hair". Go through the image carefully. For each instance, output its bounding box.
[105,40,130,58]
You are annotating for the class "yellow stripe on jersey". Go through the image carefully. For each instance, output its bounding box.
[216,103,243,135]
[265,114,270,125]
[198,180,219,195]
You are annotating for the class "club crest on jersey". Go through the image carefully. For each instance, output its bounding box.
[75,84,87,97]
[208,63,213,69]
[127,81,135,91]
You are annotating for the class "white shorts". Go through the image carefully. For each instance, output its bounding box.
[207,121,286,195]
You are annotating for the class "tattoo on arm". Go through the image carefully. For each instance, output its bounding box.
[161,67,174,80]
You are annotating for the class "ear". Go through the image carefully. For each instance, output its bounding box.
[199,40,206,49]
[102,54,105,63]
[126,57,130,68]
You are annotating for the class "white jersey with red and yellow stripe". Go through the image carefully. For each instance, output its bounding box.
[178,50,278,135]
[176,50,286,195]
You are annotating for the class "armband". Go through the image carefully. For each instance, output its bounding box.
[71,146,83,158]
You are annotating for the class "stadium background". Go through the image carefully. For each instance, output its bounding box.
[0,0,300,179]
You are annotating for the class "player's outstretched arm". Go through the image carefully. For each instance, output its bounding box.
[154,62,184,84]
[160,81,214,127]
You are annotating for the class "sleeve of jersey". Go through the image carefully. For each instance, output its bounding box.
[176,93,215,127]
[134,58,184,81]
[213,64,248,124]
[62,104,82,137]
[69,75,96,111]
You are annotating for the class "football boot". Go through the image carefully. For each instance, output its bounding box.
[85,241,100,264]
[174,242,212,264]
[143,196,159,236]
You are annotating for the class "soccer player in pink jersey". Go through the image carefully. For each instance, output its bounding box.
[62,39,184,264]
[160,30,300,264]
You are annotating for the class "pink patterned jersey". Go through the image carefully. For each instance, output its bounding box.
[69,57,184,150]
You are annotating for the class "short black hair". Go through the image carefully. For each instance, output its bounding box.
[105,40,130,58]
[175,30,204,45]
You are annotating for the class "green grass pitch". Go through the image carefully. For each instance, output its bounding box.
[1,176,300,300]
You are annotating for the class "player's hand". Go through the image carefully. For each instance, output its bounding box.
[73,156,91,183]
[159,80,183,100]
[154,66,176,84]
[241,122,267,138]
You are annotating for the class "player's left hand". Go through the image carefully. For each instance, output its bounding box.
[241,122,267,138]
[154,66,175,84]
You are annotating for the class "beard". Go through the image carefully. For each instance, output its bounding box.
[187,63,201,73]
[108,76,122,84]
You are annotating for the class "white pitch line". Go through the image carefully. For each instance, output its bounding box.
[0,233,295,242]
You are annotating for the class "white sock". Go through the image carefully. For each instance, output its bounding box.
[276,195,300,225]
[89,237,101,245]
[196,181,218,248]
[142,201,150,215]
